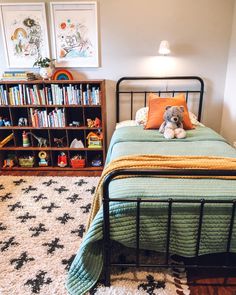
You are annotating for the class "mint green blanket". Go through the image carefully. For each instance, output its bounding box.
[67,127,236,295]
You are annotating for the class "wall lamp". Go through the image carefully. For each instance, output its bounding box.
[159,40,170,55]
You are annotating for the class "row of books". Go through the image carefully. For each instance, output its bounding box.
[30,108,65,128]
[0,84,101,106]
[1,71,37,81]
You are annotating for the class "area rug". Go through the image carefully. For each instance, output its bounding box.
[0,176,190,295]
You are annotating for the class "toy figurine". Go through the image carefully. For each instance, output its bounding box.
[94,117,102,128]
[91,155,102,167]
[58,152,67,167]
[3,153,16,168]
[22,131,30,147]
[27,132,48,147]
[3,118,11,126]
[69,121,80,127]
[54,136,66,148]
[18,117,28,126]
[0,117,4,127]
[87,118,95,128]
[38,151,49,167]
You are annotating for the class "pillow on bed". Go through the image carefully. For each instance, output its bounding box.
[135,107,148,125]
[145,93,193,130]
[116,120,137,129]
[189,112,205,127]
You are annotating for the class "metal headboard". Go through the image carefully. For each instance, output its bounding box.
[116,76,204,123]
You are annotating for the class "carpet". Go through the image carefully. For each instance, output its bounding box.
[0,176,190,295]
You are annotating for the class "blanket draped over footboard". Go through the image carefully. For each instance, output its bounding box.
[88,154,236,228]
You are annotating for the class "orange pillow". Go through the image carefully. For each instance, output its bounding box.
[145,93,193,130]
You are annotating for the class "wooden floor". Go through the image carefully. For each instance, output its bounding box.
[1,171,236,294]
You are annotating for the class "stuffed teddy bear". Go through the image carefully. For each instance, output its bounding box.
[159,106,186,139]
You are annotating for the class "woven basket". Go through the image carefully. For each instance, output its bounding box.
[19,157,35,167]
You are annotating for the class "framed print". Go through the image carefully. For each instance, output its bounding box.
[50,2,99,68]
[0,3,50,68]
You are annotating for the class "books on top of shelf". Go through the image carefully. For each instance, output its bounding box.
[0,83,101,106]
[1,71,37,81]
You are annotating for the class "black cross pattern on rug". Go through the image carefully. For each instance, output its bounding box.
[16,212,36,223]
[8,201,24,212]
[22,185,37,194]
[71,225,85,238]
[0,193,13,202]
[138,274,165,295]
[0,184,4,190]
[74,179,88,186]
[56,213,74,224]
[42,202,61,213]
[24,271,52,294]
[42,238,64,255]
[66,194,82,204]
[10,251,35,270]
[29,223,48,237]
[0,222,7,231]
[61,254,76,271]
[32,193,47,202]
[80,203,91,213]
[13,179,26,186]
[54,186,69,194]
[0,236,19,252]
[42,179,58,187]
[86,186,96,195]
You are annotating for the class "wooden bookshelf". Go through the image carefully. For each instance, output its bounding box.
[0,79,106,174]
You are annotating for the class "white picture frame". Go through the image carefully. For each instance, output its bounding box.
[50,1,99,68]
[0,3,50,69]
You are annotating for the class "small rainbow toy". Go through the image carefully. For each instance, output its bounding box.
[52,69,73,80]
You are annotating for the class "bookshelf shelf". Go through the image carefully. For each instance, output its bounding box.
[0,79,106,174]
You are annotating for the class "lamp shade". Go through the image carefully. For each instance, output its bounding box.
[159,40,170,55]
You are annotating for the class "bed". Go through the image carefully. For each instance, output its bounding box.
[67,76,236,295]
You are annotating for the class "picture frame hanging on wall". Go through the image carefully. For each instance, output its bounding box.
[50,1,99,68]
[0,3,50,68]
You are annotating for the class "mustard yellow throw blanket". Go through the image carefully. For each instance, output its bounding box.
[88,154,236,228]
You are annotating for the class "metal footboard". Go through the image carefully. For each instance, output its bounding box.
[102,169,236,286]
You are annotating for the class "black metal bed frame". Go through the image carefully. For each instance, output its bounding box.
[102,77,236,286]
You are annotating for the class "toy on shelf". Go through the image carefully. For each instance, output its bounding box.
[38,151,49,167]
[54,136,66,148]
[0,133,14,148]
[27,132,48,147]
[69,121,80,127]
[87,117,102,128]
[70,154,85,168]
[0,117,12,127]
[52,69,73,80]
[58,152,67,167]
[91,155,102,167]
[70,138,84,148]
[87,131,103,148]
[18,155,35,167]
[3,153,16,168]
[18,117,28,126]
[22,131,30,147]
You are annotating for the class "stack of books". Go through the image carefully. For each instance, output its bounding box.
[1,71,37,81]
[30,108,65,128]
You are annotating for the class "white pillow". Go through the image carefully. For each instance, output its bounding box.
[135,107,205,127]
[135,107,148,125]
[116,120,137,129]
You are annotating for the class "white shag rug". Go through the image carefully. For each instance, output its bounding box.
[0,176,190,295]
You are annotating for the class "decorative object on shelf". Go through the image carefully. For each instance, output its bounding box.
[91,155,102,167]
[52,69,73,80]
[0,116,4,126]
[33,57,55,80]
[22,131,30,147]
[70,154,85,168]
[27,132,48,147]
[87,117,101,128]
[69,121,80,127]
[50,2,99,67]
[58,152,67,167]
[0,3,50,68]
[18,117,28,126]
[3,153,16,168]
[0,133,14,148]
[54,136,66,148]
[87,131,103,148]
[3,118,11,126]
[70,138,84,148]
[38,151,49,167]
[18,155,35,167]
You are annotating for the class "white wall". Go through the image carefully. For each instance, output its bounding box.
[221,1,236,145]
[0,0,234,142]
